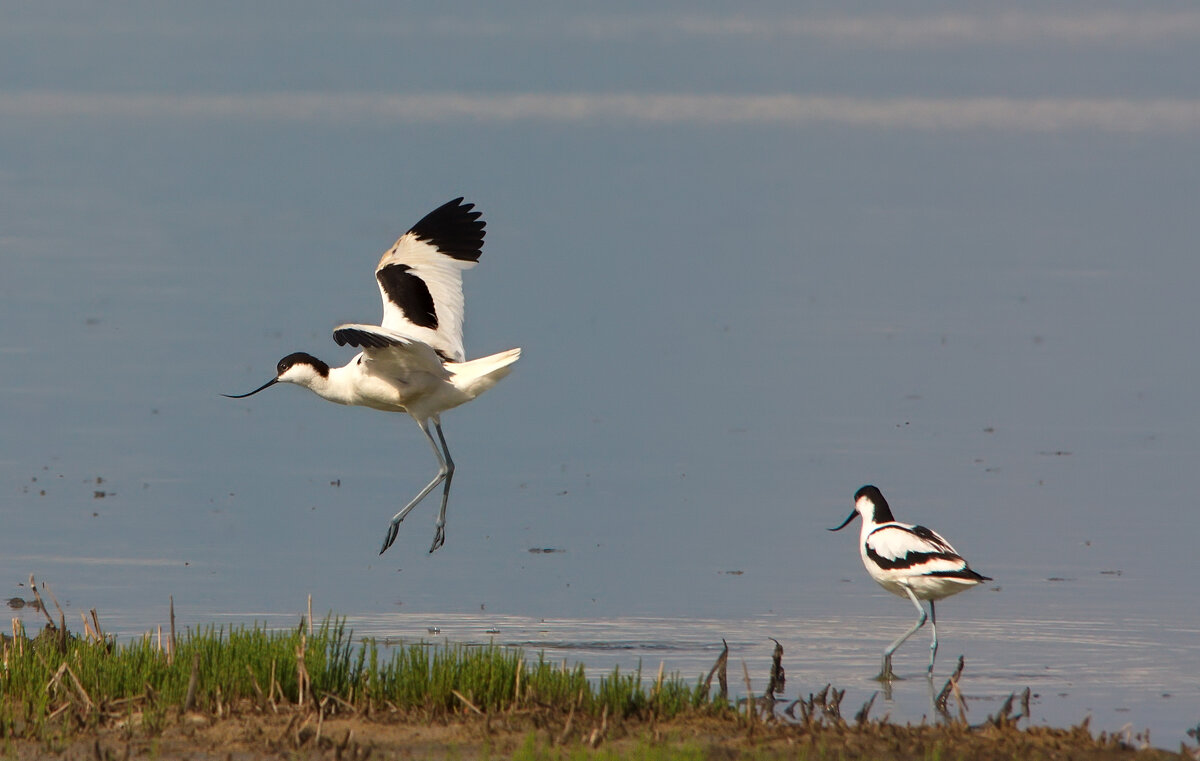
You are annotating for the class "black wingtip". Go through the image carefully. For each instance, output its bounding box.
[407,198,486,262]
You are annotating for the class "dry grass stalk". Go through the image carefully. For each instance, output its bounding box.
[44,582,66,621]
[296,632,311,707]
[89,608,103,641]
[246,664,266,704]
[325,691,358,716]
[81,612,98,643]
[183,652,200,713]
[513,656,523,706]
[316,696,328,746]
[740,659,756,730]
[452,689,483,715]
[588,704,609,748]
[557,689,583,744]
[168,595,177,665]
[64,662,96,711]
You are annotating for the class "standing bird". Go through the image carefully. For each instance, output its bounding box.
[224,198,521,555]
[829,485,990,680]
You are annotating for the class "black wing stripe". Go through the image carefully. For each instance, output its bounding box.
[865,545,964,572]
[333,327,404,349]
[376,264,438,330]
[406,197,485,262]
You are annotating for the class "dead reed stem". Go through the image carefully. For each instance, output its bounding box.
[702,639,729,699]
[28,575,55,629]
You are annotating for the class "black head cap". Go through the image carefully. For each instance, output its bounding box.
[277,352,329,378]
[854,485,895,523]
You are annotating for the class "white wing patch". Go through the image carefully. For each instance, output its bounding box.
[866,524,966,574]
[375,198,484,362]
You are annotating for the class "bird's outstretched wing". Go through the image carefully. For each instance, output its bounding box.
[865,524,970,575]
[334,324,450,380]
[374,198,485,363]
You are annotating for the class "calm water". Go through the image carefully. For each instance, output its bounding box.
[3,2,1200,749]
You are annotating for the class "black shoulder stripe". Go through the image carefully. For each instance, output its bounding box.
[908,525,954,553]
[407,197,485,262]
[376,264,438,329]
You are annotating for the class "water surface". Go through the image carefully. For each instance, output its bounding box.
[3,1,1200,748]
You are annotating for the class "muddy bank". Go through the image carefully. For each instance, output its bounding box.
[6,710,1188,761]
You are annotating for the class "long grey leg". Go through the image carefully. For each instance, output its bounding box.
[428,419,455,553]
[380,419,449,555]
[928,600,938,676]
[876,585,927,681]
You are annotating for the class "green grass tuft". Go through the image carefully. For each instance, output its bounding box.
[0,616,727,740]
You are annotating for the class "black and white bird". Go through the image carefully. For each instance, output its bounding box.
[225,198,521,555]
[829,485,990,680]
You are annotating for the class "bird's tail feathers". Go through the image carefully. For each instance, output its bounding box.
[447,348,521,399]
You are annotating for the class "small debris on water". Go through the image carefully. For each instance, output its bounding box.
[1100,569,1123,576]
[723,570,744,576]
[485,627,500,634]
[528,547,565,554]
[94,491,106,499]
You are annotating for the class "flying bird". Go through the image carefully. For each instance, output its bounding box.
[225,198,520,554]
[829,485,990,680]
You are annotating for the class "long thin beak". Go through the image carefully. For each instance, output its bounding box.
[222,377,278,399]
[828,510,859,532]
